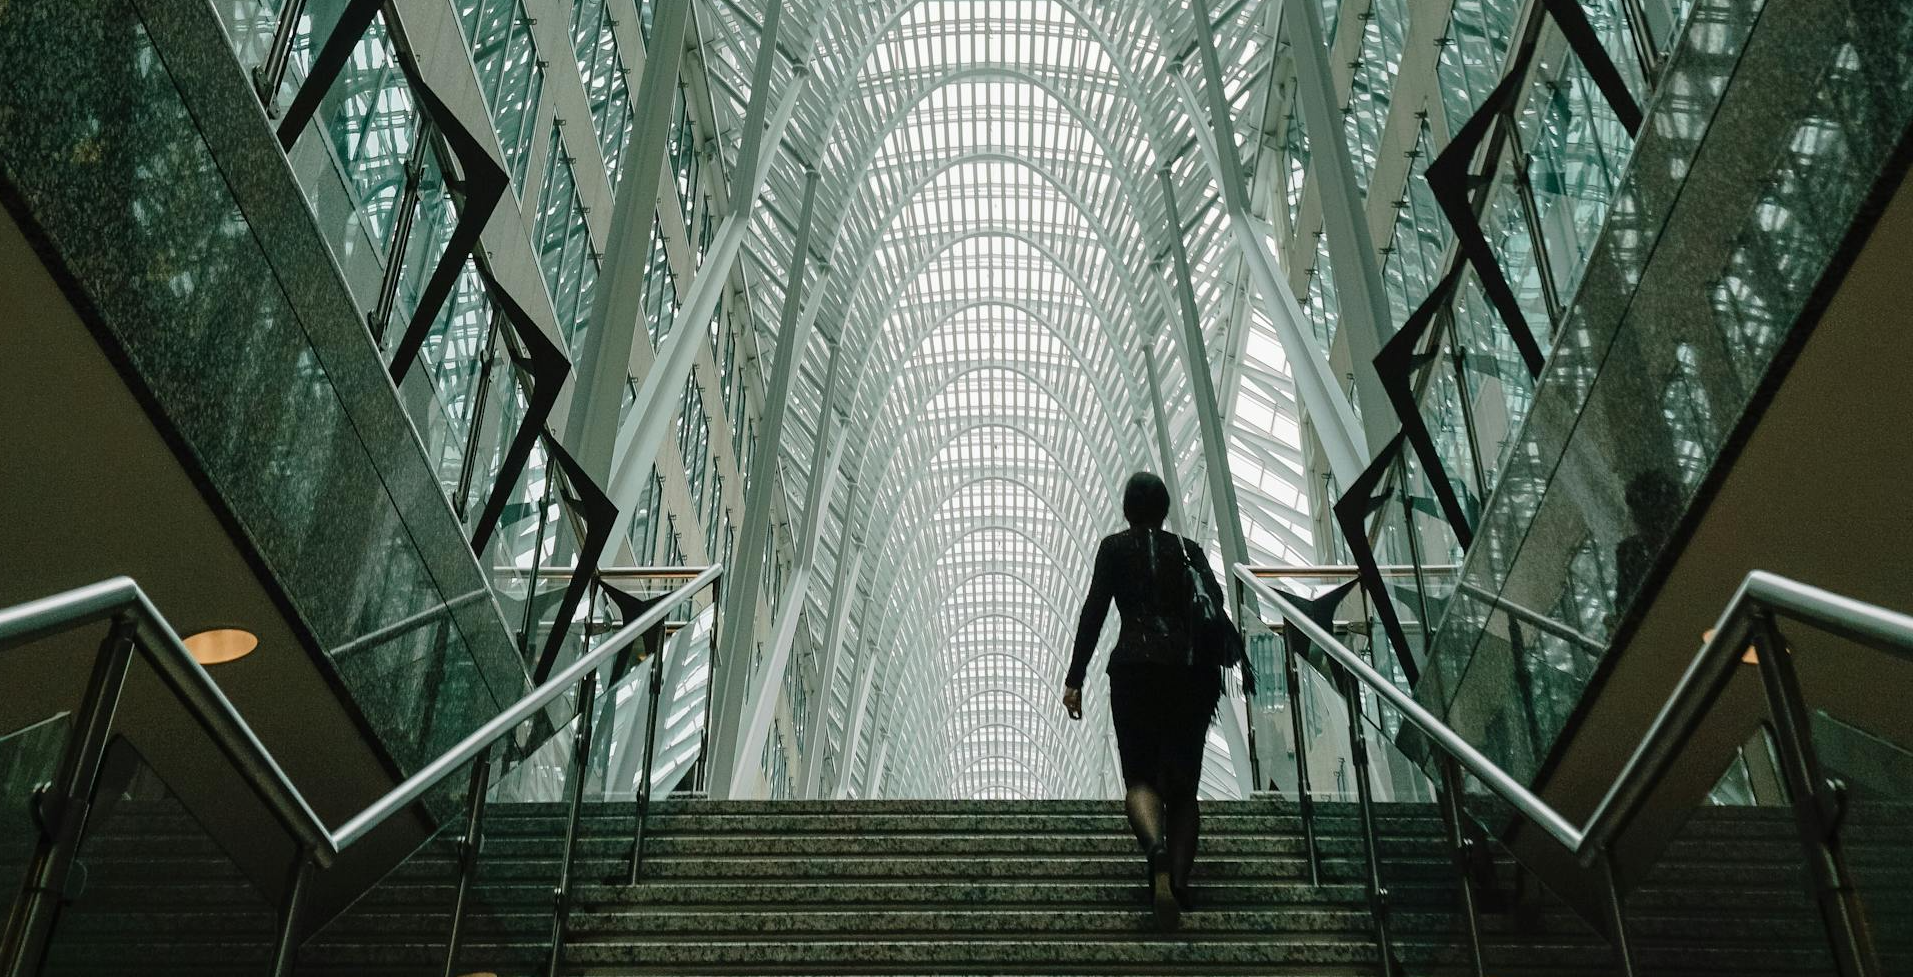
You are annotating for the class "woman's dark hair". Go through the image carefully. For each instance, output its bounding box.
[1122,471,1171,528]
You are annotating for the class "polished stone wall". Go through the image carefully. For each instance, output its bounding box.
[1419,0,1913,784]
[0,0,531,778]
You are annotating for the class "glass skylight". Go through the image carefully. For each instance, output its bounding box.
[710,0,1316,799]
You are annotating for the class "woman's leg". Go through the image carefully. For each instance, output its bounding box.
[1165,671,1219,893]
[1109,666,1167,851]
[1166,793,1200,889]
[1125,781,1167,851]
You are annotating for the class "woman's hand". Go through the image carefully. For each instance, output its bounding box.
[1062,686,1083,720]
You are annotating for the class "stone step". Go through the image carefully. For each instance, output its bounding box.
[384,853,1417,883]
[378,848,1839,887]
[308,905,1834,942]
[443,832,1440,858]
[49,797,1890,977]
[319,906,1379,940]
[327,876,1851,916]
[301,934,1399,972]
[57,893,1816,946]
[471,812,1452,837]
[294,933,1837,974]
[329,879,1376,912]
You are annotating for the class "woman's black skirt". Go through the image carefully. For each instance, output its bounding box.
[1107,660,1223,799]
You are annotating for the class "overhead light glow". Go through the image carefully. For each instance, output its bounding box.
[182,628,259,665]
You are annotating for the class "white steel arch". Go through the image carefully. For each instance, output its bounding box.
[682,0,1327,799]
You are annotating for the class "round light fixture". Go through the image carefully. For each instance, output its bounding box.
[182,628,259,665]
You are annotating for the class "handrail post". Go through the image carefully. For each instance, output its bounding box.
[368,116,436,348]
[547,670,600,977]
[441,746,493,977]
[250,0,309,113]
[628,630,669,884]
[1752,611,1881,977]
[1234,592,1262,792]
[268,848,315,977]
[1279,618,1319,886]
[1596,850,1637,977]
[1435,755,1487,977]
[0,616,136,977]
[694,579,722,795]
[1337,669,1394,977]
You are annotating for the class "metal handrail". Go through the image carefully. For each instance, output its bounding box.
[1234,565,1909,977]
[330,562,722,849]
[1582,571,1913,857]
[1451,579,1606,656]
[1240,563,1460,579]
[0,565,722,977]
[0,577,333,859]
[0,565,723,855]
[1235,567,1584,848]
[494,565,715,580]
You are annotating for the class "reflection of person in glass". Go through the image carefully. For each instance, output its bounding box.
[1060,472,1231,931]
[1614,469,1682,606]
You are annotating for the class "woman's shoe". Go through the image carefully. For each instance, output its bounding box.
[1172,882,1195,912]
[1147,842,1180,931]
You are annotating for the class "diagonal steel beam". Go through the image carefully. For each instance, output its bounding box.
[1158,169,1255,801]
[563,0,696,482]
[1279,0,1398,454]
[1142,345,1188,534]
[703,165,823,798]
[835,659,880,797]
[731,424,848,789]
[600,65,808,551]
[1174,0,1368,488]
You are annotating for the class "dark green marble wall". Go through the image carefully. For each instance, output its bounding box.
[0,0,531,777]
[1420,0,1913,784]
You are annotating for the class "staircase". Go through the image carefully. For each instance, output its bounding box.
[32,796,1906,976]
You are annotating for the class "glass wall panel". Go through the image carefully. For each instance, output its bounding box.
[572,0,635,187]
[461,0,545,186]
[534,126,602,352]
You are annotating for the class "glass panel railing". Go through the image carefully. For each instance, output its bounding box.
[460,704,589,976]
[481,443,590,676]
[301,698,597,976]
[39,740,281,977]
[1240,564,1913,973]
[1614,744,1832,976]
[1423,0,1913,786]
[297,779,467,974]
[302,573,724,977]
[3,564,715,977]
[1815,710,1913,974]
[0,715,73,925]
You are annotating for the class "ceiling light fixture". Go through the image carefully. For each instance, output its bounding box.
[182,627,259,665]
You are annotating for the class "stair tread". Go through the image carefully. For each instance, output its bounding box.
[43,798,1888,977]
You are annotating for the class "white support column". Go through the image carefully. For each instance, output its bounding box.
[601,74,807,549]
[788,341,855,797]
[605,657,657,791]
[1173,0,1369,489]
[560,0,694,478]
[704,165,824,798]
[1157,166,1255,801]
[730,425,848,790]
[1155,168,1248,575]
[801,537,862,796]
[832,652,878,798]
[1141,344,1187,534]
[1278,0,1397,450]
[865,737,891,798]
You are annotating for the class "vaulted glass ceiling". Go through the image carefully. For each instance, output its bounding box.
[699,0,1314,799]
